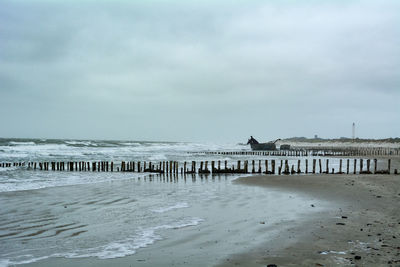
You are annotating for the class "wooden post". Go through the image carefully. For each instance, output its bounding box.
[265,160,268,173]
[374,159,377,174]
[224,160,227,170]
[284,160,289,174]
[325,159,329,173]
[388,159,391,174]
[313,159,316,174]
[184,162,187,174]
[218,161,221,171]
[347,159,349,174]
[200,161,203,173]
[272,160,275,174]
[258,160,261,173]
[237,160,241,171]
[366,159,370,173]
[360,159,363,173]
[353,159,357,174]
[252,160,255,173]
[339,159,342,174]
[305,159,308,174]
[319,159,322,173]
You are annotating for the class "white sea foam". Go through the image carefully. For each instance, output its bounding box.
[0,256,50,267]
[0,259,11,267]
[60,217,203,260]
[319,251,347,255]
[151,202,189,213]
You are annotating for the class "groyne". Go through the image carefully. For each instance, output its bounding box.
[1,158,397,175]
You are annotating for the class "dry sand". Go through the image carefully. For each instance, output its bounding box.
[217,173,400,267]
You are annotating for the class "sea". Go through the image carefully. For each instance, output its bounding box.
[0,138,338,266]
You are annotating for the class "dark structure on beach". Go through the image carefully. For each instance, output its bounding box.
[280,144,291,150]
[247,136,280,151]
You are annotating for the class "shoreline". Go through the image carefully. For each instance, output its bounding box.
[217,174,400,266]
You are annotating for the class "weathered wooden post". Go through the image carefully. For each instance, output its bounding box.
[224,160,227,170]
[252,160,255,173]
[353,159,357,174]
[325,159,329,173]
[319,159,322,173]
[200,161,203,173]
[272,160,275,174]
[312,159,316,174]
[237,160,241,171]
[366,159,370,173]
[347,159,349,174]
[388,159,391,174]
[204,161,208,172]
[360,159,363,173]
[265,160,268,174]
[339,159,342,174]
[184,162,187,174]
[258,160,261,173]
[284,160,289,174]
[374,159,377,174]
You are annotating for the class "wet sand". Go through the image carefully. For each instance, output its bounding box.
[218,173,400,266]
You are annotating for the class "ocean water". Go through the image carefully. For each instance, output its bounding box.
[0,138,369,266]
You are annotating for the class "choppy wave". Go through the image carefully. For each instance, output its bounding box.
[8,141,36,146]
[0,172,146,193]
[64,140,97,147]
[0,218,203,266]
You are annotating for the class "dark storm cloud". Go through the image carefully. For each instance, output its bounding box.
[0,0,399,141]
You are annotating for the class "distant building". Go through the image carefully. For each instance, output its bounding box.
[314,135,318,139]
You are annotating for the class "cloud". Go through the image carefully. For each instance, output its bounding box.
[0,0,399,141]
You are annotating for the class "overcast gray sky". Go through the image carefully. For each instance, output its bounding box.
[0,0,399,142]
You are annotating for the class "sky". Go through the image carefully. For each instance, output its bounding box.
[0,0,399,142]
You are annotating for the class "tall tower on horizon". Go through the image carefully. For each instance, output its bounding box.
[352,122,355,141]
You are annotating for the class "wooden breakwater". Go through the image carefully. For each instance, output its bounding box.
[199,147,400,157]
[0,158,397,175]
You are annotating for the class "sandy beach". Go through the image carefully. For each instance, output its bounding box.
[218,173,400,266]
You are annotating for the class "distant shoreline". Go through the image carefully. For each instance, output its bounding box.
[281,137,400,144]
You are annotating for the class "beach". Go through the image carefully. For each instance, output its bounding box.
[218,172,400,266]
[1,139,399,266]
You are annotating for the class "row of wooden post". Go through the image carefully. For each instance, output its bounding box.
[202,148,400,157]
[0,159,396,175]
